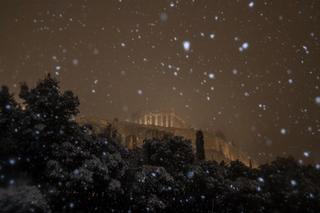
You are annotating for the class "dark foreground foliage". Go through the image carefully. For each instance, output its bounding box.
[0,75,319,212]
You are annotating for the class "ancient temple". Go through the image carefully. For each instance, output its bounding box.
[132,111,188,128]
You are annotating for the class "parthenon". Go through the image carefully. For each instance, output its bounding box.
[132,111,188,128]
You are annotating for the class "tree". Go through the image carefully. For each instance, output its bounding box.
[0,86,24,186]
[142,136,194,174]
[0,86,20,159]
[195,130,205,161]
[0,75,128,212]
[17,76,128,212]
[16,74,80,175]
[19,74,79,124]
[258,157,320,212]
[217,177,270,212]
[226,160,255,180]
[128,166,181,212]
[0,185,51,213]
[39,124,128,212]
[171,161,226,212]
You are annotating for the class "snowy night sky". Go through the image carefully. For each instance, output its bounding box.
[0,0,319,163]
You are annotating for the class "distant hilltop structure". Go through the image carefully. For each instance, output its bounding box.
[131,110,189,129]
[78,110,256,167]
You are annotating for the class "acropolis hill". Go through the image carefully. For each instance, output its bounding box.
[78,111,255,167]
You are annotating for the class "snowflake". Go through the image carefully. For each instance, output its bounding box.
[137,89,143,95]
[280,128,287,135]
[186,171,194,179]
[257,177,264,183]
[69,202,75,208]
[290,180,297,187]
[5,104,11,110]
[72,59,79,66]
[239,42,249,52]
[232,69,238,75]
[303,151,310,157]
[315,96,320,105]
[8,159,16,165]
[208,73,215,79]
[183,41,191,51]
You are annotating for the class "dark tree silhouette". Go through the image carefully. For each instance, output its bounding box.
[0,86,20,159]
[128,166,181,212]
[0,184,50,213]
[15,74,81,177]
[142,135,194,174]
[195,130,205,161]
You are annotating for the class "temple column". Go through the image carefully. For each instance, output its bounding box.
[162,115,165,126]
[147,114,151,125]
[144,115,147,125]
[159,114,163,126]
[155,115,158,126]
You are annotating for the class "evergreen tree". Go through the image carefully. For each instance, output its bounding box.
[0,86,20,159]
[195,130,205,161]
[0,86,23,187]
[17,74,80,175]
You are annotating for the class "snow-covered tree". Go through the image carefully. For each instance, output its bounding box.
[0,185,50,213]
[128,166,180,212]
[143,136,194,174]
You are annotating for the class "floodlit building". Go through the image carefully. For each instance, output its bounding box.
[132,110,188,129]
